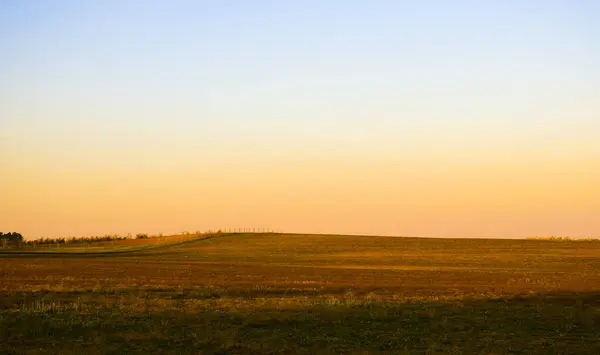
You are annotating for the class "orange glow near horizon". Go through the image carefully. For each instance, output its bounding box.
[2,146,599,239]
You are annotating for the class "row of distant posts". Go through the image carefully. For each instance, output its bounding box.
[172,228,281,243]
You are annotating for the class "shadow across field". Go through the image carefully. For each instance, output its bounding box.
[1,289,599,354]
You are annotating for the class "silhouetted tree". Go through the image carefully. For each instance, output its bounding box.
[0,232,23,248]
[0,232,6,248]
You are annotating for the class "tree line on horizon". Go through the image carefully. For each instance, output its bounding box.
[23,234,152,246]
[0,233,154,248]
[1,230,270,248]
[0,232,24,248]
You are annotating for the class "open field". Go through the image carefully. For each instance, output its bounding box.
[1,233,600,354]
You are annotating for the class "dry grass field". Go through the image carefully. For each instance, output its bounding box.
[1,233,600,354]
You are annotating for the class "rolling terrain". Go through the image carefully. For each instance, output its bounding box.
[1,233,600,354]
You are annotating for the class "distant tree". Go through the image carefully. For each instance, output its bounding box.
[0,232,23,248]
[10,232,23,247]
[136,233,149,239]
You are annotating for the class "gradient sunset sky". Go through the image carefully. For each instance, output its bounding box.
[1,1,599,239]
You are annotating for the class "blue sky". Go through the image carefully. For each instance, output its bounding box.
[2,1,598,147]
[1,1,599,238]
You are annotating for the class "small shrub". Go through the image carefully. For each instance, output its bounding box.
[136,233,149,239]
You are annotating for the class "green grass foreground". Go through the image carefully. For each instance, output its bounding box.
[1,233,600,354]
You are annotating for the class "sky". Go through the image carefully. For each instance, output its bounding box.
[1,0,599,239]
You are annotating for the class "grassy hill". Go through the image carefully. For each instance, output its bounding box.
[1,233,600,354]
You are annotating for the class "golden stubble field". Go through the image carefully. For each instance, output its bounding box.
[1,233,600,354]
